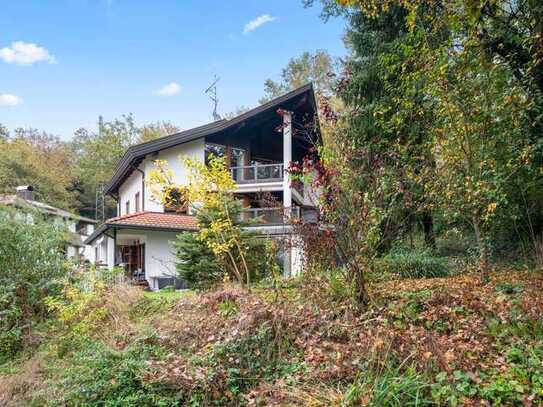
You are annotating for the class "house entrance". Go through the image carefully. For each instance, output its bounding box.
[119,242,145,282]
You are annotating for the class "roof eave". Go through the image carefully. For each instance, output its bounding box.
[84,222,197,245]
[104,83,316,195]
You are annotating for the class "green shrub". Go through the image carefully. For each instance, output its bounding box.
[376,250,451,279]
[45,271,109,337]
[172,230,223,289]
[0,206,69,362]
[50,336,181,406]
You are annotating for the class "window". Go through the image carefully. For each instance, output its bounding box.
[205,143,226,165]
[125,200,130,215]
[135,192,140,212]
[231,148,246,181]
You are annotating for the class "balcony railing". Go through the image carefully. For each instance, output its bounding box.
[240,206,318,225]
[230,163,283,184]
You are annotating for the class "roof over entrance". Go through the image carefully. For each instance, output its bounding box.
[84,211,198,244]
[105,83,318,195]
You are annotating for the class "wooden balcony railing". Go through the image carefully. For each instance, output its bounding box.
[230,163,283,184]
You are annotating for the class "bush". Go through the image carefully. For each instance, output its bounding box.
[50,336,181,406]
[375,250,451,279]
[173,230,223,289]
[46,267,143,340]
[45,272,109,337]
[0,206,69,362]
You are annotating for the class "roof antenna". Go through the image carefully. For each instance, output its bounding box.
[205,75,222,121]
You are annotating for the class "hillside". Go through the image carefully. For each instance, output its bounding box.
[2,269,541,406]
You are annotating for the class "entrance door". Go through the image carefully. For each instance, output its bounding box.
[120,242,145,281]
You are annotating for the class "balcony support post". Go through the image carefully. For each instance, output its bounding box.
[282,110,293,276]
[283,111,292,216]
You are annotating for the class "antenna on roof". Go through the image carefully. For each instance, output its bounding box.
[205,75,222,121]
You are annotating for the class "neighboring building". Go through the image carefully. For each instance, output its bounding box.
[85,84,319,290]
[0,185,97,262]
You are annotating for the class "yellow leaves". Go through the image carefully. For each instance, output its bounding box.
[486,202,498,215]
[147,160,179,207]
[183,155,235,205]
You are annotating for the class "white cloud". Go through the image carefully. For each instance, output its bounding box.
[0,41,56,66]
[0,94,23,107]
[154,81,181,97]
[243,14,276,35]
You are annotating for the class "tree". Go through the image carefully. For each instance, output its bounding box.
[260,50,338,103]
[223,106,251,120]
[0,205,69,360]
[0,128,78,210]
[147,156,268,288]
[70,114,140,218]
[424,44,533,280]
[0,123,8,140]
[172,231,222,289]
[325,0,541,279]
[290,97,404,306]
[138,121,180,143]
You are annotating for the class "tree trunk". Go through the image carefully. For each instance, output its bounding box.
[422,211,436,250]
[352,264,370,307]
[472,218,490,284]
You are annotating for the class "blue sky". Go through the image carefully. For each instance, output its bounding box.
[0,0,346,140]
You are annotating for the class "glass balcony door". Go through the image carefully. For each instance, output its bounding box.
[231,148,246,182]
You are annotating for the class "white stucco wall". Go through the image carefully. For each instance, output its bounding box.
[81,223,95,262]
[117,138,205,216]
[94,236,115,268]
[145,230,179,281]
[118,169,143,216]
[143,138,205,213]
[92,229,181,289]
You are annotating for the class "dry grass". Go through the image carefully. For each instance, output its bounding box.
[100,283,144,349]
[0,353,49,406]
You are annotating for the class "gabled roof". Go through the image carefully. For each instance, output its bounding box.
[84,211,198,244]
[0,194,97,224]
[105,83,317,195]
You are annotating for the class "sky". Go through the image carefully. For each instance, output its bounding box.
[0,0,347,140]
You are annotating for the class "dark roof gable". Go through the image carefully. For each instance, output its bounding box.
[105,83,317,195]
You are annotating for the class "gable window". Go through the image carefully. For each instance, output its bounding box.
[126,200,130,215]
[135,192,140,212]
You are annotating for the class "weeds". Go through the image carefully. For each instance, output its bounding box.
[343,362,433,406]
[375,250,451,279]
[2,270,542,406]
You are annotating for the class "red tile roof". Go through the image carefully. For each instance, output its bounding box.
[106,211,198,231]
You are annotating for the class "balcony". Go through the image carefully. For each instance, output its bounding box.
[241,206,318,225]
[230,163,283,184]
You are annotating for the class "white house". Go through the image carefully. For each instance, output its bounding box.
[85,84,319,290]
[0,185,97,262]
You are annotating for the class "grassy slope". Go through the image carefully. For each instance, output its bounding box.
[1,270,542,406]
